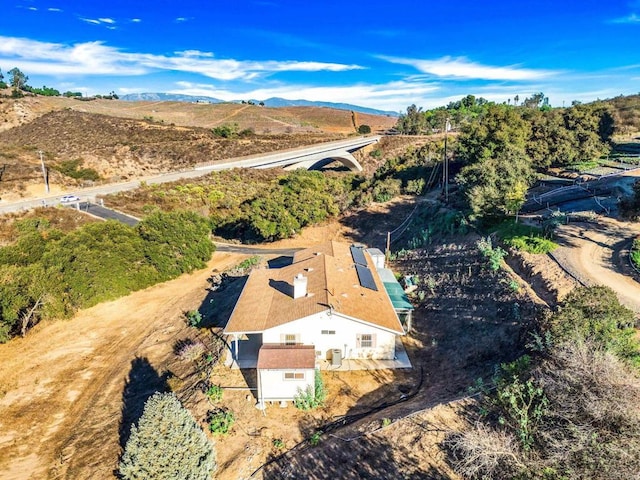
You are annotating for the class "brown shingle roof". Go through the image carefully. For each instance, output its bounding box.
[257,344,316,369]
[224,241,404,334]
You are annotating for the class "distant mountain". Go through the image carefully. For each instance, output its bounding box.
[257,97,398,117]
[119,93,398,117]
[120,92,225,103]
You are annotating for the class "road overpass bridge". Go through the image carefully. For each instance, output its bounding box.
[0,136,380,215]
[194,135,380,172]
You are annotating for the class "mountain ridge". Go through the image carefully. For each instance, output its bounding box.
[120,92,398,117]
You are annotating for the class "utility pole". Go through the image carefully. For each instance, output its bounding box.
[442,118,450,203]
[39,150,50,194]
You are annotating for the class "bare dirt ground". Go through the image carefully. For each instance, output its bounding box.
[552,216,640,313]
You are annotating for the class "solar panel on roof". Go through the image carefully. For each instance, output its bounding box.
[350,246,367,266]
[355,264,378,291]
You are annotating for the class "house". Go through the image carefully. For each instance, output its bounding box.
[223,241,412,407]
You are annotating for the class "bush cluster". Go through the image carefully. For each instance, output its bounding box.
[51,158,101,182]
[0,210,214,342]
[495,220,558,254]
[632,237,640,270]
[293,370,326,411]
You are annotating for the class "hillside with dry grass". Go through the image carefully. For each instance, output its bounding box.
[0,95,396,199]
[0,94,397,134]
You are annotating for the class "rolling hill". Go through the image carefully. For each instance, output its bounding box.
[120,92,399,117]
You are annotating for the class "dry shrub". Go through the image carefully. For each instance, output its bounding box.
[534,341,640,479]
[448,340,640,479]
[448,423,525,479]
[175,339,206,362]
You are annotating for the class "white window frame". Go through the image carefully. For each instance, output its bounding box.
[357,333,376,348]
[321,330,336,335]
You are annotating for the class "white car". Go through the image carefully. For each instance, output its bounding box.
[60,195,80,203]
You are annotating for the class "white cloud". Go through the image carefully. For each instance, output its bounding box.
[80,17,117,27]
[381,55,557,81]
[610,13,640,23]
[48,8,63,12]
[130,18,141,23]
[28,6,38,11]
[177,50,215,58]
[80,18,101,25]
[0,36,364,80]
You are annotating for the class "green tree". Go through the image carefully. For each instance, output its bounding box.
[358,124,371,134]
[395,104,426,135]
[549,286,639,364]
[8,67,28,92]
[119,392,216,480]
[456,104,531,165]
[0,68,6,89]
[457,147,535,219]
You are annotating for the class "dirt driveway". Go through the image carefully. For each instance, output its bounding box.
[552,217,640,313]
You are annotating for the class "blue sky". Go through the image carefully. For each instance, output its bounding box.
[0,0,639,112]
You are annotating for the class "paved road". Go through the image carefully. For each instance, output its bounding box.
[213,243,301,256]
[522,168,640,214]
[0,136,379,216]
[69,202,141,226]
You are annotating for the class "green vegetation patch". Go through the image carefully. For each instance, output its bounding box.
[495,219,558,254]
[632,237,640,270]
[51,158,101,182]
[0,210,214,342]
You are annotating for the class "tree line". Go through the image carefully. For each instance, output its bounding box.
[0,210,214,342]
[396,95,616,220]
[0,67,118,99]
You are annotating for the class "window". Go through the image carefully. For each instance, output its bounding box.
[283,372,305,381]
[357,333,376,348]
[282,334,298,345]
[321,330,336,335]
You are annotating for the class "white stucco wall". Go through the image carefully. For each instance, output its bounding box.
[258,368,315,402]
[262,311,397,360]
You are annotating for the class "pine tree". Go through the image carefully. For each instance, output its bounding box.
[119,392,216,480]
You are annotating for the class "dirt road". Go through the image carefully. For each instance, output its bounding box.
[0,252,245,479]
[552,217,640,313]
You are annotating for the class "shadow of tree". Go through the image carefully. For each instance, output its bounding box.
[262,433,450,479]
[198,275,248,328]
[118,357,169,450]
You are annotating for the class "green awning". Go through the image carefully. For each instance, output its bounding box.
[376,267,414,311]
